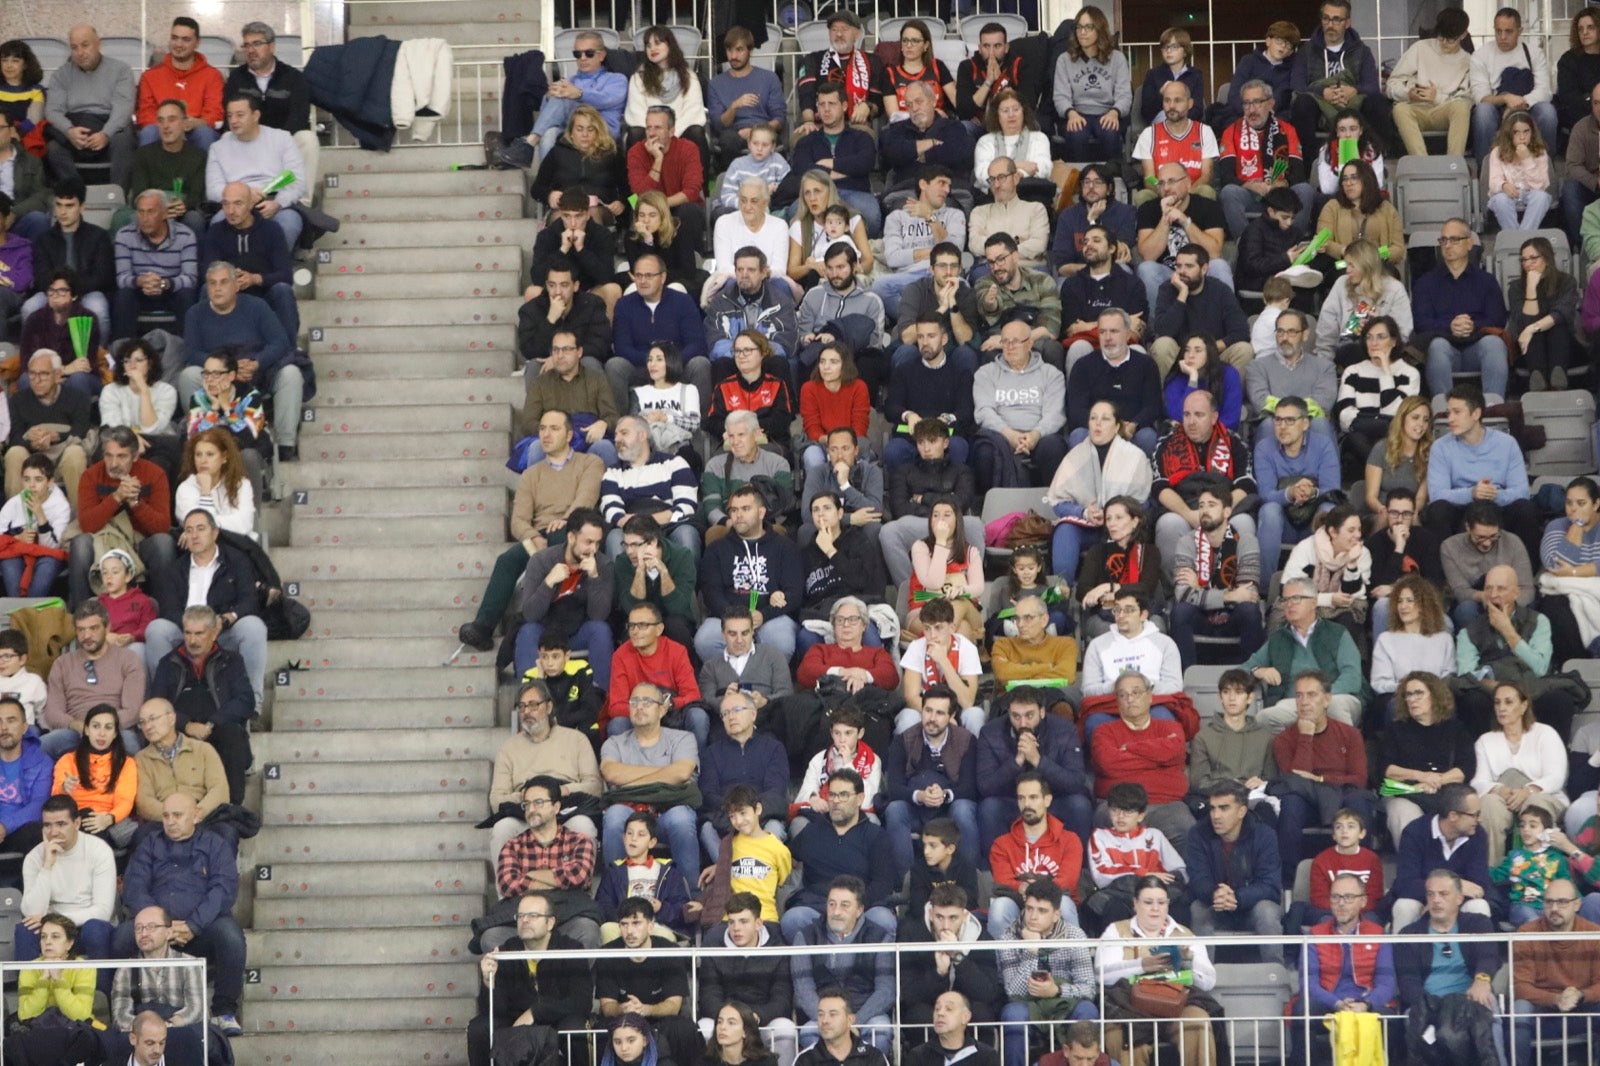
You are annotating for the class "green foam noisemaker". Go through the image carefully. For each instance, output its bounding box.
[1292,230,1332,267]
[68,316,93,362]
[261,169,297,195]
[1268,158,1289,183]
[1006,678,1072,691]
[1338,138,1359,166]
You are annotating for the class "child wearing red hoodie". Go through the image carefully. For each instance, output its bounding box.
[1083,782,1188,934]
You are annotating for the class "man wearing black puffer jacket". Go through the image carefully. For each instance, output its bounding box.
[879,420,984,587]
[697,893,796,1062]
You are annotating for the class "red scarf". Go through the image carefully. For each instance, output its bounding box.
[821,48,873,109]
[922,641,960,692]
[1159,424,1236,487]
[1194,525,1237,587]
[1107,543,1145,586]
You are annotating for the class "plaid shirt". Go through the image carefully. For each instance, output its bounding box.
[496,826,596,898]
[111,947,207,1029]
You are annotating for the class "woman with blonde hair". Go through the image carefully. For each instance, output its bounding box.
[786,170,873,286]
[1364,396,1431,524]
[528,103,625,224]
[619,189,704,293]
[1313,239,1412,363]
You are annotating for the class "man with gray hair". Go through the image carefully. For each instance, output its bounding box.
[111,188,198,340]
[968,157,1049,270]
[508,30,626,165]
[149,604,254,805]
[1243,575,1365,730]
[701,409,793,532]
[6,350,93,510]
[224,21,318,202]
[180,261,301,459]
[45,25,137,188]
[1215,78,1314,239]
[712,177,789,278]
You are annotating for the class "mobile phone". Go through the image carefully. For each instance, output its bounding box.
[1031,970,1050,982]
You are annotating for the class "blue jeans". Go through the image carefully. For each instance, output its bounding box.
[978,794,1093,857]
[835,188,882,238]
[1510,998,1595,1066]
[1136,260,1234,329]
[1487,189,1553,231]
[695,615,796,662]
[987,893,1080,939]
[114,915,245,1014]
[1425,335,1508,397]
[884,797,980,880]
[16,917,111,962]
[1169,599,1265,672]
[1060,115,1124,162]
[1049,520,1101,584]
[1255,500,1333,576]
[518,437,618,468]
[1277,787,1377,885]
[513,619,614,688]
[871,268,930,323]
[1472,101,1557,159]
[1453,599,1484,630]
[605,706,710,754]
[1219,181,1314,240]
[19,291,110,340]
[603,802,701,882]
[882,434,970,468]
[0,555,60,598]
[138,123,219,149]
[1000,998,1099,1066]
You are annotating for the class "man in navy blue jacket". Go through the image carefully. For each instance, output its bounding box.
[779,83,880,235]
[878,83,974,188]
[606,250,711,415]
[1395,869,1505,1062]
[1389,782,1499,930]
[974,687,1091,853]
[149,605,254,806]
[697,689,789,857]
[115,791,245,1035]
[199,180,298,337]
[1185,782,1283,962]
[782,770,896,942]
[881,688,980,882]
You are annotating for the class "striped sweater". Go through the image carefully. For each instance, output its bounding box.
[599,452,697,527]
[1333,358,1420,431]
[113,220,199,290]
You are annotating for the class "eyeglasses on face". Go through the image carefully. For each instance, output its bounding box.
[572,49,599,58]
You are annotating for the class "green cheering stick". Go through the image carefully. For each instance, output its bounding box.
[68,316,93,364]
[261,170,298,196]
[1291,229,1332,267]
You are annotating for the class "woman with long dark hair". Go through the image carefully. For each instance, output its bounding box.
[879,19,955,118]
[703,1002,777,1066]
[1332,315,1419,476]
[1508,235,1580,391]
[623,26,709,166]
[1163,334,1241,428]
[52,704,138,848]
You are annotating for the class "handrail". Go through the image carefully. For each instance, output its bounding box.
[486,928,1600,1065]
[0,956,209,1063]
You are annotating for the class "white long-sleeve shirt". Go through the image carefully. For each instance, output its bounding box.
[1099,915,1215,989]
[174,474,257,536]
[205,125,307,205]
[21,833,116,925]
[1471,722,1569,805]
[1468,37,1553,108]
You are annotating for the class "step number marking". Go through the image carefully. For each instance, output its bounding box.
[285,582,300,596]
[325,174,339,188]
[246,969,261,984]
[256,865,272,881]
[275,670,291,687]
[264,764,281,780]
[309,328,323,342]
[302,407,316,422]
[293,490,309,505]
[316,249,332,263]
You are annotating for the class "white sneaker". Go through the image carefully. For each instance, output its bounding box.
[1278,265,1323,289]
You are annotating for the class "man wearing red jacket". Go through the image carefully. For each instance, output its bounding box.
[606,603,705,748]
[1268,671,1376,886]
[67,426,175,609]
[987,771,1083,938]
[1087,671,1194,847]
[626,106,706,251]
[135,19,224,148]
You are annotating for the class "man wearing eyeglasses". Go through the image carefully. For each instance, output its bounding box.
[970,160,1048,273]
[467,890,594,1066]
[1439,501,1536,632]
[1253,395,1340,574]
[1366,487,1444,635]
[1391,785,1495,931]
[1288,0,1397,156]
[1414,224,1511,401]
[1244,309,1336,441]
[609,251,711,415]
[1509,877,1600,1065]
[1294,873,1397,1062]
[1395,868,1504,1060]
[605,604,701,742]
[490,777,601,952]
[599,683,702,882]
[224,22,316,197]
[487,679,602,856]
[1216,79,1313,241]
[179,262,297,457]
[1051,165,1137,280]
[975,231,1064,373]
[1134,164,1229,319]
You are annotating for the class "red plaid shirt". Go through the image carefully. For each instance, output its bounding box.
[496,826,597,898]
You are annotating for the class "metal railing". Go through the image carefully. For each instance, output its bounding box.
[486,929,1600,1066]
[0,956,210,1062]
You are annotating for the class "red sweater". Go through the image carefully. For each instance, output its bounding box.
[1308,846,1385,911]
[77,459,171,537]
[626,138,705,203]
[1271,719,1368,789]
[98,589,158,642]
[1089,718,1188,803]
[795,643,899,690]
[605,639,700,727]
[990,814,1084,900]
[799,379,871,442]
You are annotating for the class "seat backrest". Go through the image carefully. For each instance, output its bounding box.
[1392,154,1477,229]
[932,38,970,73]
[795,20,832,54]
[1183,664,1230,719]
[958,14,1028,50]
[749,25,786,72]
[1489,228,1574,289]
[1563,659,1600,711]
[633,25,704,63]
[22,37,71,76]
[200,36,238,67]
[874,17,916,48]
[277,35,305,63]
[98,36,150,71]
[1212,961,1295,1064]
[1523,390,1599,475]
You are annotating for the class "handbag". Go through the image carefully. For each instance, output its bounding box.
[1129,978,1190,1018]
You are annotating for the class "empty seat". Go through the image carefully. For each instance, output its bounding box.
[1392,155,1478,231]
[1523,391,1598,476]
[932,38,970,73]
[794,20,831,54]
[98,36,150,71]
[1211,961,1295,1066]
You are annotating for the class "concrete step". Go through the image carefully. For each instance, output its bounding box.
[323,145,488,174]
[279,456,510,490]
[292,485,508,519]
[320,245,523,275]
[290,512,508,548]
[242,962,478,1001]
[318,217,538,251]
[270,697,497,732]
[262,792,487,826]
[297,432,507,466]
[303,403,513,433]
[300,296,520,328]
[309,378,520,407]
[308,368,515,396]
[309,323,517,354]
[296,577,490,613]
[254,860,488,898]
[256,893,480,930]
[302,607,496,640]
[265,668,497,703]
[258,726,503,763]
[271,545,503,583]
[316,350,518,381]
[314,269,522,301]
[263,761,490,797]
[230,1030,466,1065]
[242,994,477,1033]
[326,170,524,198]
[324,193,525,224]
[352,0,538,25]
[268,637,494,670]
[251,825,492,866]
[349,20,539,48]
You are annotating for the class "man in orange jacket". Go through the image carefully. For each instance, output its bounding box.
[135,19,224,148]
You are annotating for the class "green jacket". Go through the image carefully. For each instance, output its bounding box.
[614,536,698,623]
[974,266,1062,338]
[1243,619,1368,705]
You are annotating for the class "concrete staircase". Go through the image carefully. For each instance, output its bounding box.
[231,143,524,1064]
